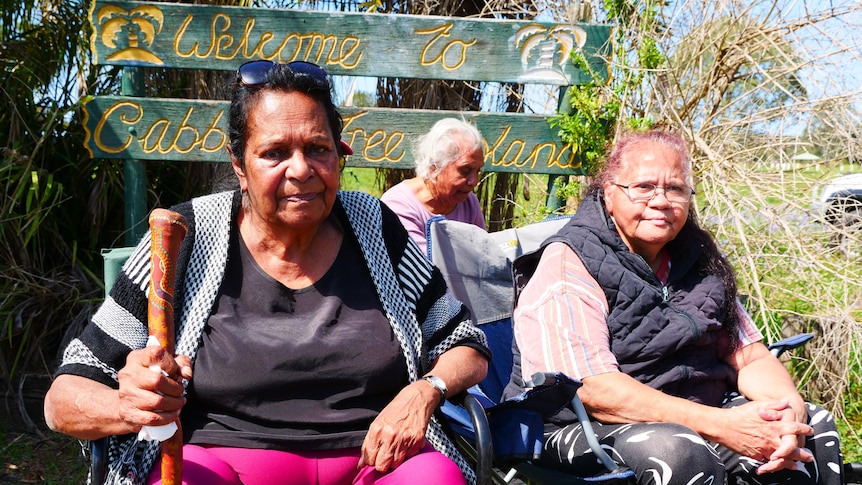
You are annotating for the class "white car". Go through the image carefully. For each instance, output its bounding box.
[812,172,862,234]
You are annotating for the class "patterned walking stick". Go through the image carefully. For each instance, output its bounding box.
[148,208,188,485]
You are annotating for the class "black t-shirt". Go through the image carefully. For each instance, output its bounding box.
[182,226,409,450]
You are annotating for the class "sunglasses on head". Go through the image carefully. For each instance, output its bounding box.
[236,59,328,87]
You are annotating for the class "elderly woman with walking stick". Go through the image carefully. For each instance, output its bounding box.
[45,59,489,485]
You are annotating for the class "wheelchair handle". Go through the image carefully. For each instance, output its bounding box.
[768,333,814,358]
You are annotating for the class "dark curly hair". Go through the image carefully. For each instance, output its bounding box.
[228,62,346,169]
[591,130,740,354]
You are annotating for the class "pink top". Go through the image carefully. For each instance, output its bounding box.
[381,181,486,254]
[513,242,763,381]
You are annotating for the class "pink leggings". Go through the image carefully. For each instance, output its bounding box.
[146,442,466,485]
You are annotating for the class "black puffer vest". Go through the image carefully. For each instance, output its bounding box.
[512,192,737,407]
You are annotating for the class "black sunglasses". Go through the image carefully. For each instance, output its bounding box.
[236,60,328,87]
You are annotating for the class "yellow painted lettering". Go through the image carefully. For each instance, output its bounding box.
[339,112,367,159]
[278,33,304,62]
[335,37,362,69]
[382,132,405,162]
[167,108,200,154]
[174,15,212,58]
[212,15,236,60]
[170,12,364,68]
[417,24,451,67]
[342,129,364,152]
[200,111,227,153]
[140,119,170,154]
[486,125,511,167]
[501,138,527,168]
[417,23,476,71]
[306,33,337,64]
[550,143,579,170]
[214,18,256,60]
[94,102,143,154]
[249,31,276,59]
[521,141,556,170]
[363,130,386,160]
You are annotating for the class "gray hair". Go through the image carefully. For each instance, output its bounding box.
[413,118,483,181]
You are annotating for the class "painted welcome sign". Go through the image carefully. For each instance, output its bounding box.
[84,0,611,174]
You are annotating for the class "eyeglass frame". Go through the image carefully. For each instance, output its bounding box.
[613,182,696,203]
[235,59,329,89]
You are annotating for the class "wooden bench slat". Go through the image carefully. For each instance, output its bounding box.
[82,96,586,175]
[91,0,610,86]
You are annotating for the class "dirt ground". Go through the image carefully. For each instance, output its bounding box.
[1,374,88,484]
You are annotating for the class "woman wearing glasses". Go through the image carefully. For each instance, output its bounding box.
[45,60,489,485]
[507,130,842,485]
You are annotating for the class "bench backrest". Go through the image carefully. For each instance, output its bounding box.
[84,0,611,242]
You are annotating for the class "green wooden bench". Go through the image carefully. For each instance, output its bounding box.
[85,0,610,251]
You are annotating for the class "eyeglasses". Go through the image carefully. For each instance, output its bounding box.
[236,59,328,88]
[614,182,695,203]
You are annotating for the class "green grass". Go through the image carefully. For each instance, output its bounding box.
[342,167,384,197]
[702,167,862,461]
[837,369,862,462]
[0,431,87,484]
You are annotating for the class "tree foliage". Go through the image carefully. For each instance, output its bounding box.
[1,0,107,384]
[0,0,236,387]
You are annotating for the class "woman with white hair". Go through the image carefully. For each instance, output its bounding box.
[382,118,486,254]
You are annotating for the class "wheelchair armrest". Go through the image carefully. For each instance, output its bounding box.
[569,388,631,475]
[445,392,493,485]
[90,437,107,485]
[768,333,814,358]
[527,372,630,476]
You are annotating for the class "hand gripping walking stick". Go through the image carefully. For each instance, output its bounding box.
[148,208,188,485]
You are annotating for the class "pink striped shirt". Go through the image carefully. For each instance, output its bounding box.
[513,242,763,381]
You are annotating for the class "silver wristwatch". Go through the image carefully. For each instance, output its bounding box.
[422,375,448,401]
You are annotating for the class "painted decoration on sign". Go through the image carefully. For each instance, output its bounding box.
[97,4,165,65]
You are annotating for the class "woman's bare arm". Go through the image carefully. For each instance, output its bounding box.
[44,346,191,440]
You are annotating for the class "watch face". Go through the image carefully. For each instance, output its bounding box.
[424,376,447,397]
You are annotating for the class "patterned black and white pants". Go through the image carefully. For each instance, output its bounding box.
[537,395,843,485]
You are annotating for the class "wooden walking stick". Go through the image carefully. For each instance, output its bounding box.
[148,208,188,485]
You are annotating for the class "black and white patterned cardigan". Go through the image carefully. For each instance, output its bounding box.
[58,190,489,485]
